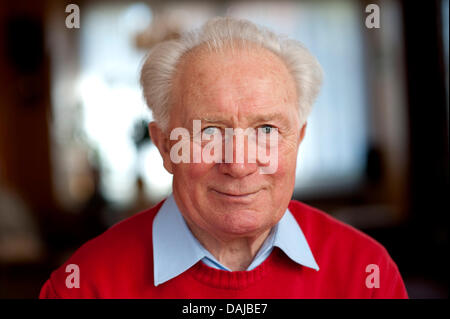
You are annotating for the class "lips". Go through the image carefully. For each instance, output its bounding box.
[211,189,261,198]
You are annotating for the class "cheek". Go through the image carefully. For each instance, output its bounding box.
[270,163,294,191]
[173,162,216,186]
[272,145,298,185]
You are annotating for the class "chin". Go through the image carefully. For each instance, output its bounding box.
[217,210,269,236]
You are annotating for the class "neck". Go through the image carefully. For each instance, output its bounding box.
[184,219,272,271]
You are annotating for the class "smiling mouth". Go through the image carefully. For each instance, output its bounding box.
[211,189,261,198]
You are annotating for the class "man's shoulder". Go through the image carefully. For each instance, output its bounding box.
[287,200,408,298]
[71,199,164,260]
[288,199,391,259]
[42,200,164,297]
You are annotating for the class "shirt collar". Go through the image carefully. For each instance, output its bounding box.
[273,208,319,271]
[152,194,319,287]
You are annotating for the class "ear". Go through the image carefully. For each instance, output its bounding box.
[299,122,307,144]
[148,122,174,174]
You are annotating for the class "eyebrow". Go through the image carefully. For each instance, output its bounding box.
[199,117,229,125]
[249,112,290,124]
[187,112,291,126]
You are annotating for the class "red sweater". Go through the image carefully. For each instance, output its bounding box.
[39,200,408,298]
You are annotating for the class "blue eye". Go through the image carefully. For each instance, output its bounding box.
[203,126,219,135]
[260,125,274,134]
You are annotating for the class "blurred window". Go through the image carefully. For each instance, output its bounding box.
[227,1,370,197]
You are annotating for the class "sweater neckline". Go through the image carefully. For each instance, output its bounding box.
[189,248,281,289]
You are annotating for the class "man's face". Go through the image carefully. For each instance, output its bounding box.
[156,45,304,241]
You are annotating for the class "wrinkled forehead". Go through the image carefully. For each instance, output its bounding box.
[170,43,299,125]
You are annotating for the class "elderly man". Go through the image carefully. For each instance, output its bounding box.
[40,17,408,298]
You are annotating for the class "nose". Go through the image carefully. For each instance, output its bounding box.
[218,162,258,178]
[218,133,258,178]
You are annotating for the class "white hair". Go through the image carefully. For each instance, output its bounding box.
[140,16,323,132]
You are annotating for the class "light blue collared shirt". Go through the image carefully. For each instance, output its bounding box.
[152,194,319,286]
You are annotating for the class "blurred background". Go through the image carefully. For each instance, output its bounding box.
[0,0,448,298]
